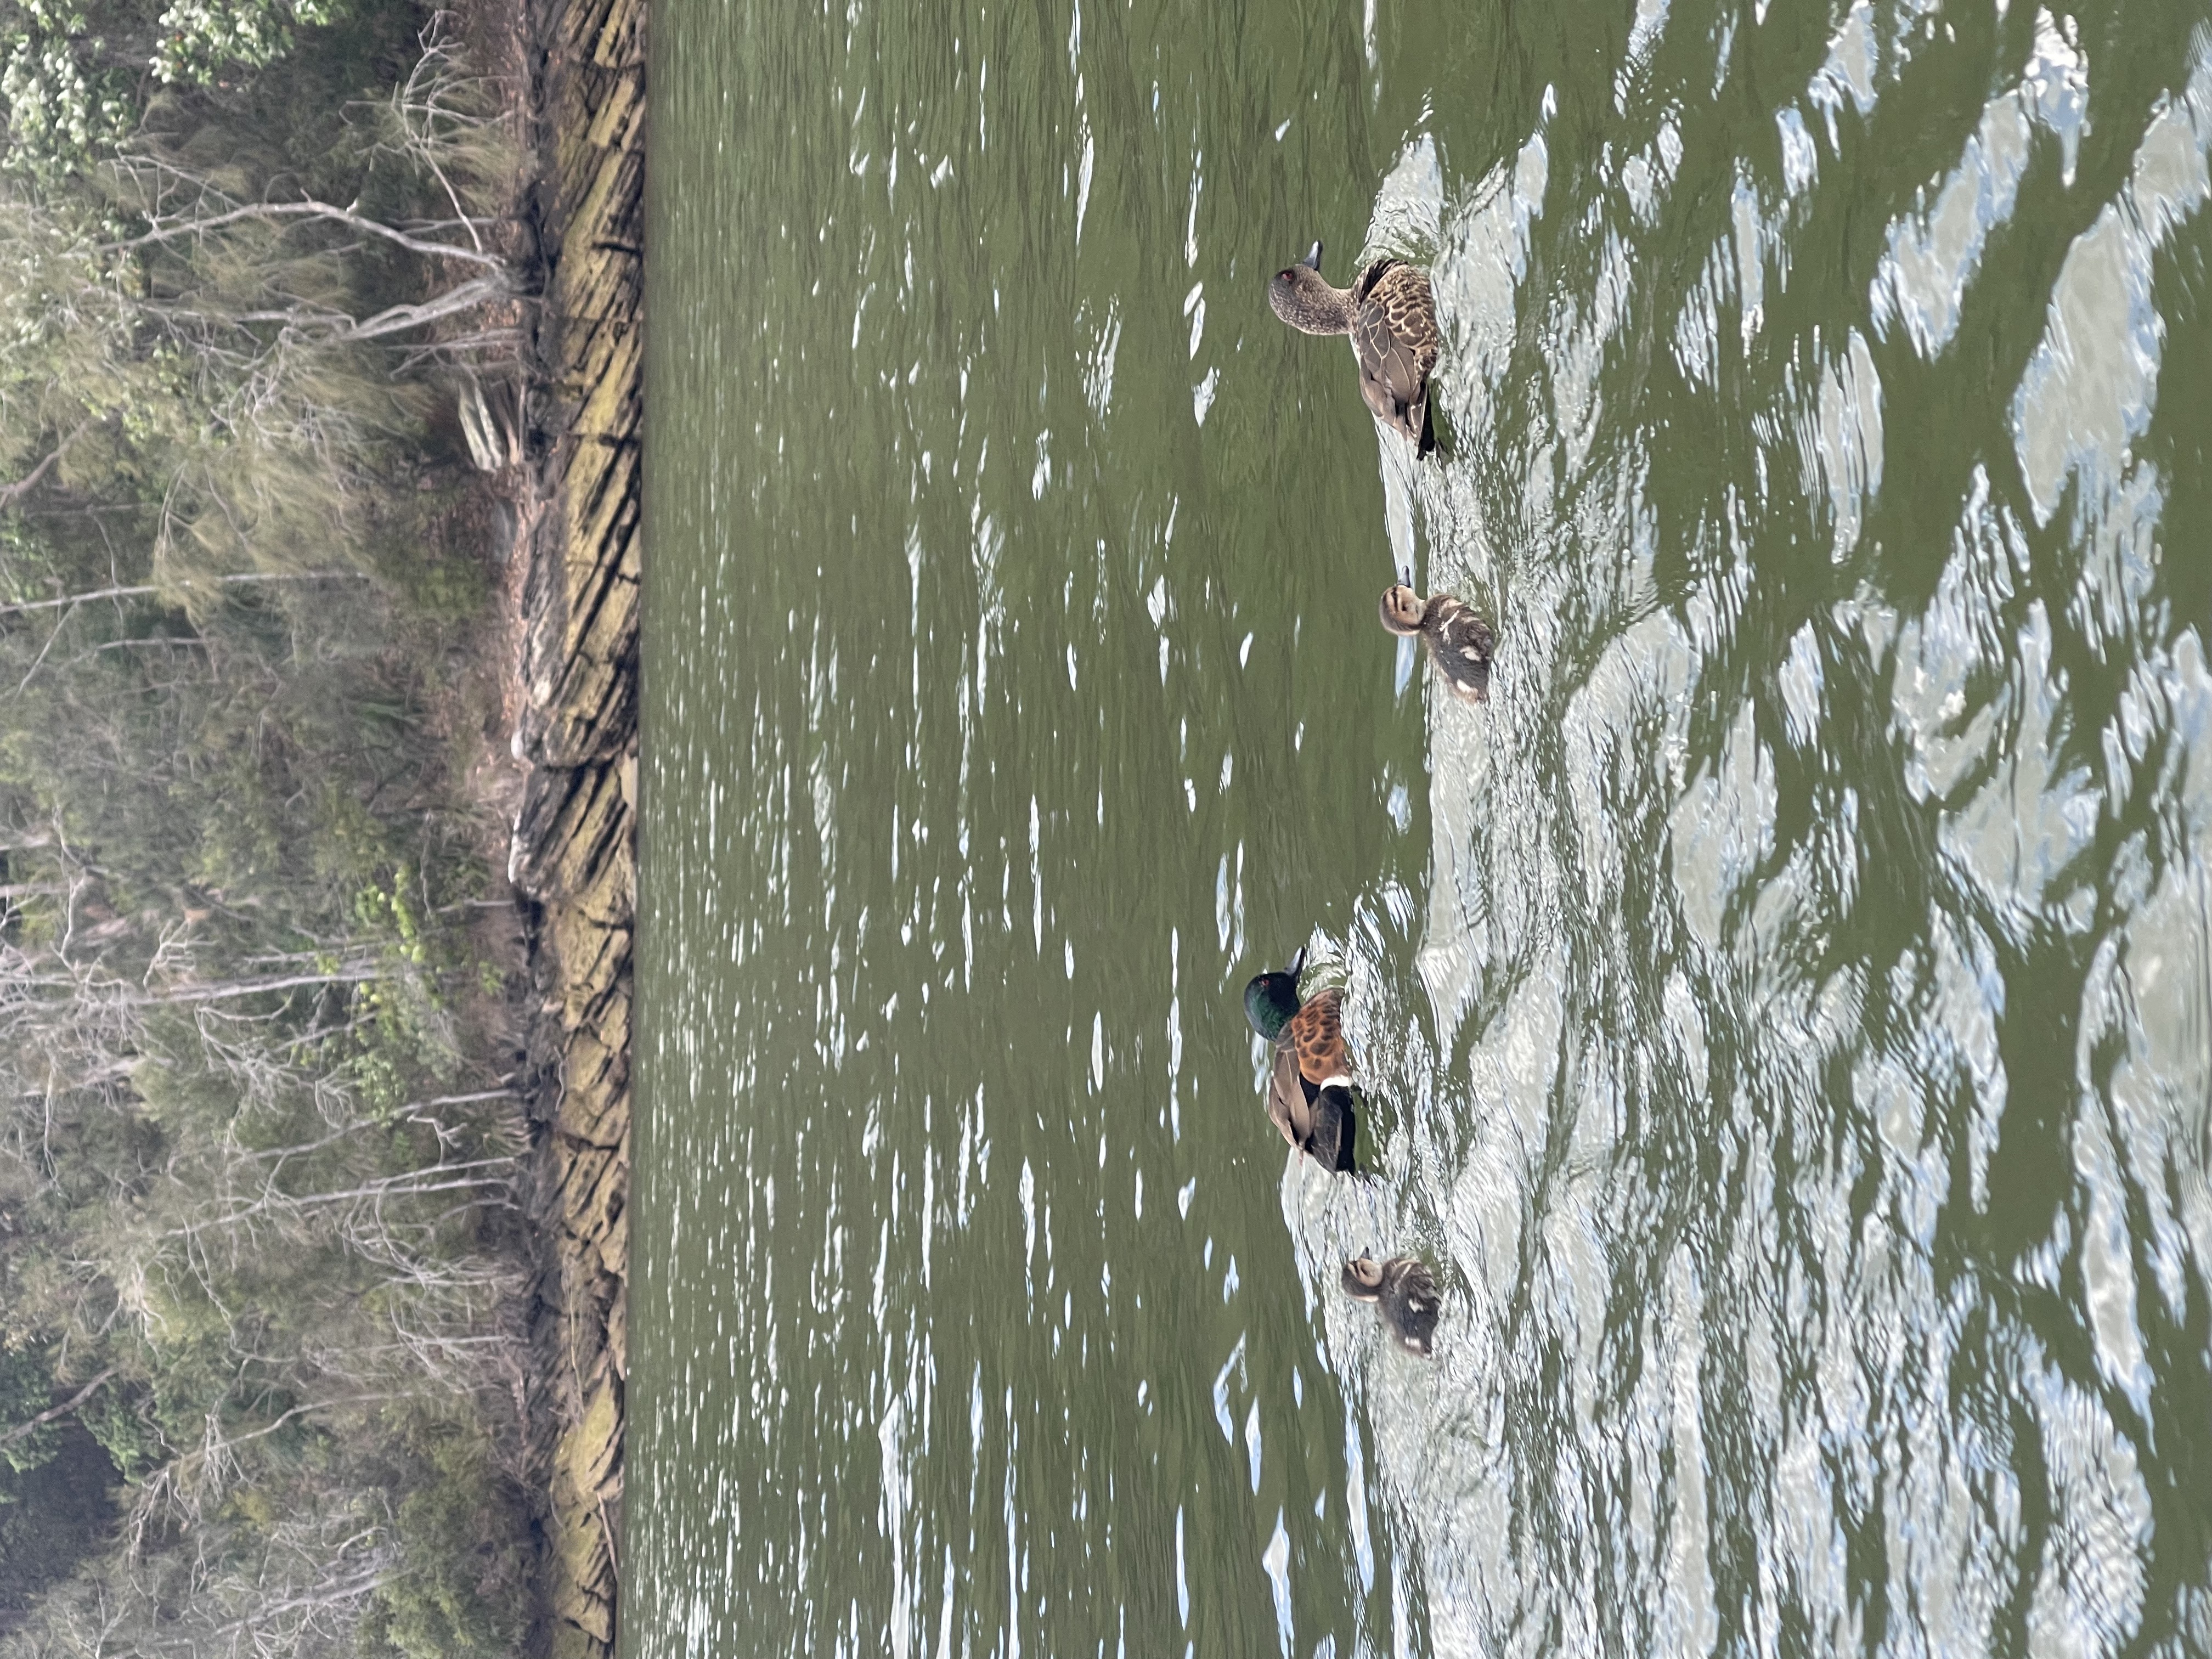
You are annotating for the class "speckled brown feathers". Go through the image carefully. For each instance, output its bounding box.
[1263,987,1355,1166]
[1380,585,1495,703]
[1342,1255,1442,1356]
[1267,242,1441,455]
[1288,987,1346,1084]
[1350,260,1440,453]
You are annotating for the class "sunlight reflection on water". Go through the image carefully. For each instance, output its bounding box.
[1313,18,2212,1657]
[639,2,2212,1654]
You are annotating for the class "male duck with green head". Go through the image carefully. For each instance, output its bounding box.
[1243,947,1358,1172]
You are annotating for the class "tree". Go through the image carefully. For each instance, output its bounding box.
[0,11,537,1652]
[2,0,351,179]
[2,38,516,586]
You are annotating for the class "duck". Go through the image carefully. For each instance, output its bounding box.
[1342,1255,1442,1357]
[1380,583,1494,703]
[1242,947,1359,1172]
[1267,241,1440,456]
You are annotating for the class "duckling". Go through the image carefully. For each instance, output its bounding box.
[1380,584,1494,703]
[1242,948,1359,1172]
[1342,1255,1442,1357]
[1268,241,1441,456]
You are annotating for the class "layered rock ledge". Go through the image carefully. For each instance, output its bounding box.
[509,0,642,1651]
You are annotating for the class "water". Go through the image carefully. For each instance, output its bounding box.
[635,2,2212,1654]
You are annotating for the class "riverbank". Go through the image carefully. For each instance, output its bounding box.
[503,0,642,1651]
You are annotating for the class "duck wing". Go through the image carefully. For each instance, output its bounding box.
[1309,1085,1359,1172]
[1265,1038,1314,1148]
[1362,263,1440,372]
[1350,256,1401,306]
[1426,598,1496,702]
[1351,261,1439,442]
[1286,986,1348,1086]
[1385,1259,1441,1354]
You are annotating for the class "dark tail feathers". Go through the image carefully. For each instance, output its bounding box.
[1310,1087,1359,1173]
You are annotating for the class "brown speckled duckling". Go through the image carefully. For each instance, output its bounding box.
[1268,241,1441,456]
[1342,1255,1442,1357]
[1380,584,1494,703]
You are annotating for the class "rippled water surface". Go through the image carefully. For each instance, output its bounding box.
[636,2,2212,1652]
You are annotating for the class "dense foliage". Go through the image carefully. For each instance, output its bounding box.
[3,0,346,176]
[0,3,533,1655]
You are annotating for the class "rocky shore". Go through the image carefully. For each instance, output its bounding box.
[505,0,642,1651]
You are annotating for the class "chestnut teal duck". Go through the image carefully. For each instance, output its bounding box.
[1268,240,1441,456]
[1243,947,1358,1173]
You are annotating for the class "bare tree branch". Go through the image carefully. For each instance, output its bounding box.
[129,967,383,1005]
[0,570,369,618]
[0,419,97,507]
[0,1364,119,1447]
[381,18,491,256]
[103,199,507,271]
[227,271,518,341]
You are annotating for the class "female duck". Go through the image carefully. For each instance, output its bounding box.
[1242,948,1358,1172]
[1380,584,1495,703]
[1268,241,1440,456]
[1342,1255,1442,1357]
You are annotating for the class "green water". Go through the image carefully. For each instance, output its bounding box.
[636,2,2212,1653]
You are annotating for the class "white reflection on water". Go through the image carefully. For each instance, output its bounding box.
[639,1,2212,1652]
[1293,14,2212,1659]
[2013,52,2212,531]
[1871,12,2088,359]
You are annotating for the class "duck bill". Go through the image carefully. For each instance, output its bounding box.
[1301,240,1323,270]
